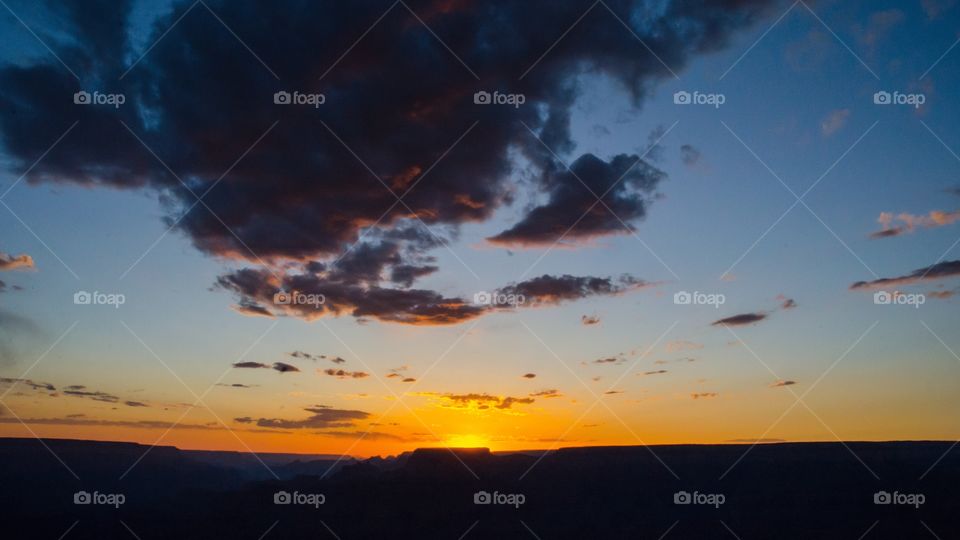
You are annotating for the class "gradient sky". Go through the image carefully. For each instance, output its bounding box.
[0,0,958,458]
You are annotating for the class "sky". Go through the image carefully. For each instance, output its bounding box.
[0,0,958,458]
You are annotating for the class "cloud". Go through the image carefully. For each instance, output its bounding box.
[642,369,668,375]
[0,377,55,392]
[0,0,779,321]
[711,313,767,326]
[592,356,624,365]
[322,368,369,379]
[241,405,369,429]
[62,386,120,403]
[680,144,701,166]
[529,389,562,398]
[487,153,666,247]
[820,109,850,136]
[870,210,960,238]
[416,392,535,410]
[769,380,796,387]
[604,390,623,395]
[215,383,257,388]
[272,362,300,373]
[0,416,224,430]
[778,296,797,309]
[850,260,960,289]
[521,373,537,379]
[581,314,601,326]
[231,360,299,372]
[496,274,652,306]
[232,361,269,369]
[124,400,149,407]
[0,252,34,271]
[691,392,718,399]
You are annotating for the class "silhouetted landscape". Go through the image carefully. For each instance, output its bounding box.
[2,437,957,539]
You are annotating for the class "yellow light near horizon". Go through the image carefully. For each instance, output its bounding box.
[444,433,489,449]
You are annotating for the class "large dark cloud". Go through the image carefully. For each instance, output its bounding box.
[496,274,651,305]
[850,260,960,289]
[711,313,767,326]
[0,0,778,318]
[237,405,369,429]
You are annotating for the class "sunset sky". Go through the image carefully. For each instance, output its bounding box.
[0,0,958,458]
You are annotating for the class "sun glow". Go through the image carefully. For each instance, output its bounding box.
[444,433,489,449]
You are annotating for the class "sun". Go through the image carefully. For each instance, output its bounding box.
[444,433,490,449]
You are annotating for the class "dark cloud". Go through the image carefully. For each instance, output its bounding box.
[496,274,651,306]
[0,0,778,318]
[272,362,300,373]
[401,377,416,383]
[232,361,269,369]
[691,392,718,399]
[418,392,535,410]
[530,389,562,398]
[63,386,120,403]
[769,380,796,387]
[779,297,796,309]
[592,356,624,365]
[642,369,668,375]
[581,314,601,325]
[124,400,149,407]
[243,405,369,429]
[0,416,223,430]
[0,377,55,392]
[487,153,666,247]
[521,373,537,379]
[850,260,960,289]
[680,144,701,166]
[322,368,369,379]
[0,252,34,271]
[711,313,767,326]
[290,351,347,364]
[604,390,623,395]
[215,383,257,388]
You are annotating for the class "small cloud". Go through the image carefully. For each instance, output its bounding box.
[322,368,369,379]
[850,259,960,289]
[581,314,601,326]
[272,362,300,373]
[232,361,269,369]
[529,389,562,398]
[711,313,767,327]
[522,373,537,379]
[680,144,701,166]
[401,377,416,383]
[778,296,797,309]
[820,108,850,136]
[691,392,718,399]
[592,356,624,365]
[0,252,35,271]
[215,383,257,388]
[642,370,668,376]
[769,380,796,387]
[124,401,149,407]
[604,390,623,395]
[870,210,960,239]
